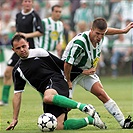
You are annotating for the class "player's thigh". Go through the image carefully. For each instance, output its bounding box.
[4,66,13,78]
[78,74,100,91]
[43,76,69,97]
[51,77,69,97]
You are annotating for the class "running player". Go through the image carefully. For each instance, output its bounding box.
[62,17,133,129]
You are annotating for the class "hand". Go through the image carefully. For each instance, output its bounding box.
[67,97,72,112]
[67,81,72,90]
[56,44,62,57]
[124,22,133,33]
[82,67,96,75]
[6,119,18,130]
[15,32,28,38]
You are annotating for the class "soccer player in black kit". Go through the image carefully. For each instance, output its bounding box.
[0,0,44,106]
[6,34,107,130]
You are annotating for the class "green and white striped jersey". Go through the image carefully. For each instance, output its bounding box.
[39,17,64,51]
[62,31,103,70]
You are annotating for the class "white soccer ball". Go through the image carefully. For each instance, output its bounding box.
[37,113,57,132]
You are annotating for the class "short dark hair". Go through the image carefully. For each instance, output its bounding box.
[11,34,26,47]
[51,5,61,12]
[92,17,107,30]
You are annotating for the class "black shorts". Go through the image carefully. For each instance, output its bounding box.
[43,76,69,118]
[43,103,68,121]
[7,53,20,66]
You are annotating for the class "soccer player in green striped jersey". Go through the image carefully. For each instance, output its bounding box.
[62,17,133,129]
[40,5,63,58]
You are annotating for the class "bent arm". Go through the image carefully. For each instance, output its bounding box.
[106,22,133,35]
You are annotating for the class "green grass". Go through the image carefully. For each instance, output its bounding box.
[0,76,133,133]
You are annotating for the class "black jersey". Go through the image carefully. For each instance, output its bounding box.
[16,9,44,48]
[13,48,83,93]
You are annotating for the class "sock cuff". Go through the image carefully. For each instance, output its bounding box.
[87,116,94,124]
[104,99,114,107]
[84,117,89,124]
[77,102,81,108]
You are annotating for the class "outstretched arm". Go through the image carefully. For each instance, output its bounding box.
[6,92,22,130]
[106,22,133,35]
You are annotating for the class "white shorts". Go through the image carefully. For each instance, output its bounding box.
[69,73,100,98]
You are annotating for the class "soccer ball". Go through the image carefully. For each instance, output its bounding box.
[37,113,57,132]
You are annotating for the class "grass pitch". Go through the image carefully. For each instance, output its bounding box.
[0,76,133,133]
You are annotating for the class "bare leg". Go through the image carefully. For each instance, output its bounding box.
[0,66,13,105]
[3,66,13,85]
[91,82,125,127]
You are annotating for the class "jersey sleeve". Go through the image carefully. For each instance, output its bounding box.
[33,11,44,34]
[65,43,84,65]
[15,13,19,32]
[12,68,26,93]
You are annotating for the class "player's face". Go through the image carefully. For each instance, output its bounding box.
[52,7,62,21]
[12,39,29,59]
[90,28,106,45]
[22,0,33,13]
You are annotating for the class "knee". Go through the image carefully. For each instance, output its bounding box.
[43,95,53,104]
[4,68,12,79]
[91,83,110,102]
[44,89,58,104]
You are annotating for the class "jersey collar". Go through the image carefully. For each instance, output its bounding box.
[21,8,34,15]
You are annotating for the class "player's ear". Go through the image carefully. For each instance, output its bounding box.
[12,47,14,51]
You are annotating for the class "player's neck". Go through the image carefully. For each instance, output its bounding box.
[92,42,97,47]
[89,33,97,47]
[22,8,33,14]
[51,16,58,22]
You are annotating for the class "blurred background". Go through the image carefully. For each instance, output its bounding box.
[0,0,133,78]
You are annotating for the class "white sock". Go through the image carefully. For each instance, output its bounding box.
[104,99,125,127]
